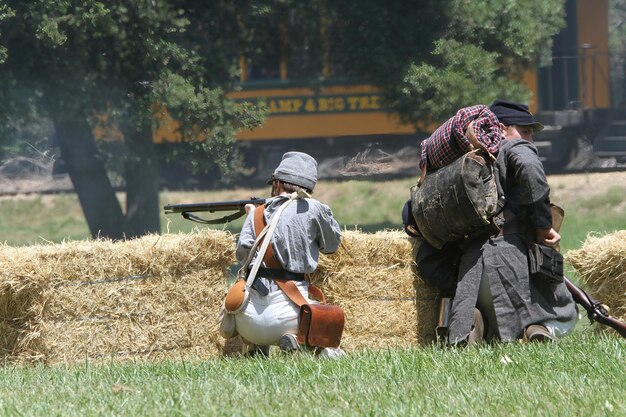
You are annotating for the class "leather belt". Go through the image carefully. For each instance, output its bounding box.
[497,219,528,237]
[252,267,305,282]
[247,267,306,296]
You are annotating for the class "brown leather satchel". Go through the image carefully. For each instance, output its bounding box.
[297,304,345,348]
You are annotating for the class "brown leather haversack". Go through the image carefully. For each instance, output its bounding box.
[297,304,345,348]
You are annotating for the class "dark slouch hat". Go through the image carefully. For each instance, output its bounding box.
[489,99,544,132]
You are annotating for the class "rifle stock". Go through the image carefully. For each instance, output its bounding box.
[551,205,625,338]
[163,197,265,224]
[564,276,626,339]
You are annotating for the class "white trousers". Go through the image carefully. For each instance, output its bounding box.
[235,281,315,347]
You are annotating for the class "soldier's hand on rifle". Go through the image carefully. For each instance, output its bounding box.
[536,227,561,247]
[244,204,256,215]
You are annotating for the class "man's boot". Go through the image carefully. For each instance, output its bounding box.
[525,324,554,342]
[244,344,270,357]
[278,333,301,353]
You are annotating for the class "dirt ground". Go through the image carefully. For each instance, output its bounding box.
[548,171,626,207]
[1,153,625,204]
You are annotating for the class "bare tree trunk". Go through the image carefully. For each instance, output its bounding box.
[54,117,126,240]
[124,121,161,237]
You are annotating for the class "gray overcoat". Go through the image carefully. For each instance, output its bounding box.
[448,139,578,343]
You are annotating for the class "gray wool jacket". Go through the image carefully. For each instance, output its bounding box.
[447,139,578,343]
[236,194,341,278]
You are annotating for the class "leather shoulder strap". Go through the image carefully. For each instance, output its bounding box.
[307,285,326,304]
[275,280,309,307]
[252,203,326,305]
[253,204,281,269]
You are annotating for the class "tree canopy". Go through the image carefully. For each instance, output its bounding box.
[0,0,567,239]
[0,1,265,238]
[394,0,566,123]
[227,0,565,123]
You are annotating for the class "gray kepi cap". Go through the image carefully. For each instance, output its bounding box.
[268,151,318,191]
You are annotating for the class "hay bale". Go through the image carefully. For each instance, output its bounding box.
[310,231,438,350]
[42,270,227,362]
[1,229,440,363]
[0,230,234,363]
[566,230,626,324]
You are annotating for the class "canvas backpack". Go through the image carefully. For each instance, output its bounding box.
[409,105,506,248]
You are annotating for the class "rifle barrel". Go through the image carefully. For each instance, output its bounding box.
[163,198,265,214]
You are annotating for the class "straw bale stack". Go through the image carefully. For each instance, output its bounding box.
[0,230,235,363]
[566,230,626,324]
[1,229,438,364]
[310,230,437,350]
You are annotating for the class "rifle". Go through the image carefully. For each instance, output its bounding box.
[551,205,626,339]
[564,276,626,339]
[163,197,265,224]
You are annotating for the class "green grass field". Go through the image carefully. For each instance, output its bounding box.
[0,333,623,416]
[0,173,624,416]
[1,174,625,253]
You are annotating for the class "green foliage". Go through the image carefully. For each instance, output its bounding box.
[0,0,583,237]
[235,0,328,81]
[395,0,566,123]
[0,1,265,177]
[227,0,560,123]
[400,39,530,123]
[0,115,53,161]
[246,0,565,124]
[331,0,451,82]
[1,1,569,169]
[448,0,566,63]
[0,2,14,63]
[0,84,54,161]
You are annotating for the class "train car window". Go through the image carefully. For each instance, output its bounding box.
[238,7,350,84]
[246,30,281,81]
[247,56,281,81]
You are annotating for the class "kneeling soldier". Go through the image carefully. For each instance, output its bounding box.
[229,151,345,357]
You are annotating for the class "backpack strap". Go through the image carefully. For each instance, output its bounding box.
[466,120,497,162]
[418,121,498,188]
[253,203,326,306]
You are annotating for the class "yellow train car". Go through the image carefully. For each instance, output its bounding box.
[220,0,617,174]
[227,83,418,175]
[528,0,610,113]
[230,84,414,142]
[146,82,419,178]
[103,0,620,182]
[527,0,622,168]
